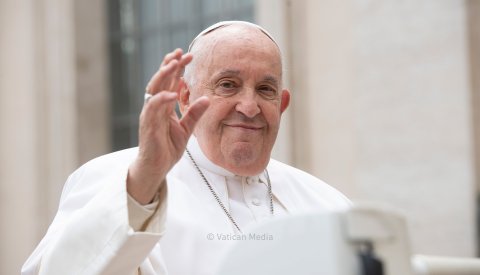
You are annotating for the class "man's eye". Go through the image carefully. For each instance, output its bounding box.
[258,86,277,99]
[215,80,238,96]
[219,81,236,89]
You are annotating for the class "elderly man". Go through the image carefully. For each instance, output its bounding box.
[22,21,350,275]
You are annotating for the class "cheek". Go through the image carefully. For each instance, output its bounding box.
[207,99,234,119]
[263,104,282,126]
[198,103,228,131]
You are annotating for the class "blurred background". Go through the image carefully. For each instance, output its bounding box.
[1,0,479,273]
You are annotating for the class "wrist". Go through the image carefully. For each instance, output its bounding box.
[127,160,167,205]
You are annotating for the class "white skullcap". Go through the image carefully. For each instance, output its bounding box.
[187,21,279,52]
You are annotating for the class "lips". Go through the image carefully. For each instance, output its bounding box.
[225,123,264,130]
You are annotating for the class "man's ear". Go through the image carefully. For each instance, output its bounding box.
[178,78,191,115]
[280,89,290,114]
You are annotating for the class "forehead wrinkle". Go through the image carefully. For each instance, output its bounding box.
[213,69,241,79]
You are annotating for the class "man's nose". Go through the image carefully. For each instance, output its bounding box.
[235,89,261,118]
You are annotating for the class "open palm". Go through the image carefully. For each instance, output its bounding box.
[128,49,210,204]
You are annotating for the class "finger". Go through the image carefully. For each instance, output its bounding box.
[139,92,176,133]
[141,92,178,130]
[179,96,210,135]
[170,53,194,92]
[146,49,183,93]
[161,48,182,67]
[178,53,193,68]
[143,91,177,111]
[146,60,179,95]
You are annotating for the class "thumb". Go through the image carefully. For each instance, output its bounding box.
[179,96,210,135]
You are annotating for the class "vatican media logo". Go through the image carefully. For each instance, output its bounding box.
[206,232,274,241]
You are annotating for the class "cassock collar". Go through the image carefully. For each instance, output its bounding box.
[185,136,291,212]
[185,136,267,183]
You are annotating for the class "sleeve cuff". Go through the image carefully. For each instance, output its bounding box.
[127,180,168,233]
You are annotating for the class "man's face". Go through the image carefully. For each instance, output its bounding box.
[181,26,290,176]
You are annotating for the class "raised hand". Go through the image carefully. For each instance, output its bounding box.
[127,48,210,204]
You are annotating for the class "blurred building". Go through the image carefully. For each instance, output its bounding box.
[0,0,479,274]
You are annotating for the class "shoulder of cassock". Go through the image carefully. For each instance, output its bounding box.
[59,147,139,206]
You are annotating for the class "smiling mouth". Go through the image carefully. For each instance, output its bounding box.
[226,124,263,130]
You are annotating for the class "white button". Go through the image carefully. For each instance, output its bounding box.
[246,177,260,185]
[252,198,261,206]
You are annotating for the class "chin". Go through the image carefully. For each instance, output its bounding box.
[225,144,269,175]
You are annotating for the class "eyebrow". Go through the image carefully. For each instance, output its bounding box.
[213,70,280,86]
[262,75,279,86]
[213,69,241,79]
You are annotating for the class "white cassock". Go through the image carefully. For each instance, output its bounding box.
[22,137,351,275]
